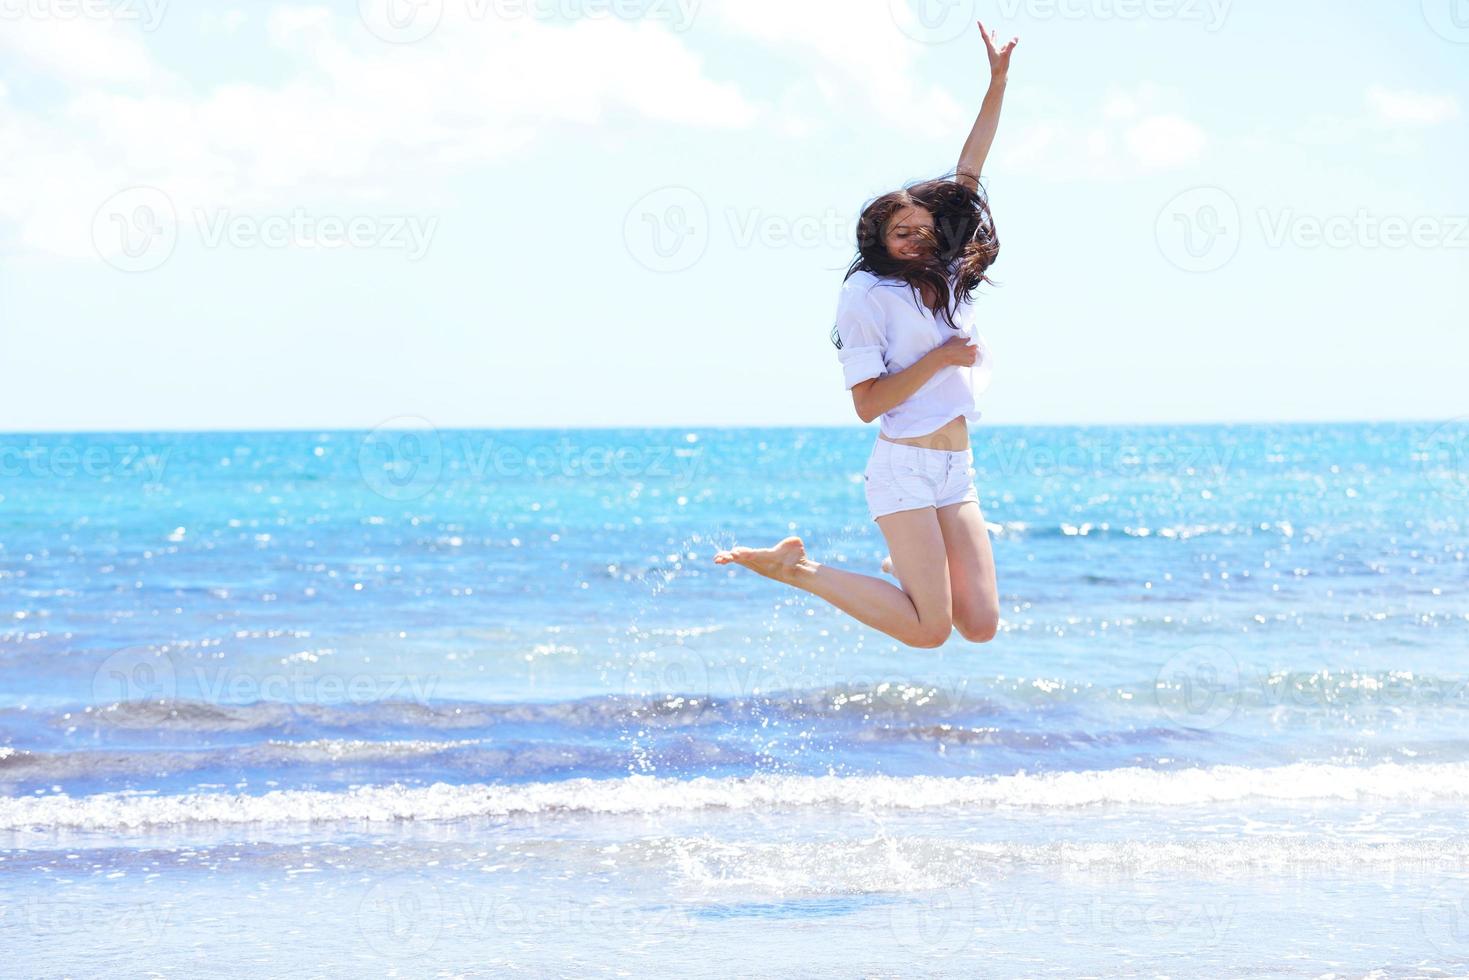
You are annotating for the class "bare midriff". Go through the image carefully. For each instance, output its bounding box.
[878,414,969,452]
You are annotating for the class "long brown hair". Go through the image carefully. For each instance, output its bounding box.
[838,169,1000,337]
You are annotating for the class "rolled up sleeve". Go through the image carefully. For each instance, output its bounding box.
[832,281,887,391]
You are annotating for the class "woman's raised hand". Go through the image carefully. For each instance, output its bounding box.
[978,21,1018,80]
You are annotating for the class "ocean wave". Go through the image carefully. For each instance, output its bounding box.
[0,736,758,783]
[853,724,1210,749]
[29,661,1462,740]
[0,738,485,780]
[4,760,1469,831]
[991,520,1299,542]
[23,686,1008,734]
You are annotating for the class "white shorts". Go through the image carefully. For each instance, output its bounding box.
[863,437,979,523]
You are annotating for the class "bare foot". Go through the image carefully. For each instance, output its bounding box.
[880,555,894,575]
[712,535,812,583]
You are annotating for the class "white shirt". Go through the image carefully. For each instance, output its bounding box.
[832,263,994,439]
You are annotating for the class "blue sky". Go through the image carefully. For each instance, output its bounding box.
[1,0,1465,431]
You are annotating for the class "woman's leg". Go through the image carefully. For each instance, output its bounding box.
[936,499,1000,642]
[712,507,954,648]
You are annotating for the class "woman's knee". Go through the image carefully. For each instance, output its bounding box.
[907,618,953,649]
[955,610,999,644]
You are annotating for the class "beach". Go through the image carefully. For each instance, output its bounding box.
[2,421,1467,976]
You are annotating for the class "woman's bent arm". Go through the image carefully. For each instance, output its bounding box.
[956,21,1018,191]
[853,354,945,424]
[854,338,978,423]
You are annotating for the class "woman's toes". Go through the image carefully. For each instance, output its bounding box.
[715,547,752,566]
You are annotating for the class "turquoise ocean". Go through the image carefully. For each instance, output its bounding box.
[1,421,1468,976]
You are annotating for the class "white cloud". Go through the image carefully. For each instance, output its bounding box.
[1102,92,1141,121]
[703,0,972,141]
[0,5,760,258]
[199,8,249,34]
[0,15,165,85]
[1124,114,1208,170]
[768,79,823,139]
[994,85,1208,180]
[1365,85,1460,127]
[1291,85,1460,155]
[4,0,988,260]
[266,4,334,45]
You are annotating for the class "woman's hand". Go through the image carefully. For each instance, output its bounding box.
[957,23,1016,190]
[928,336,982,369]
[978,20,1018,81]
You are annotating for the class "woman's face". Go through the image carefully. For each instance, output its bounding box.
[884,205,935,261]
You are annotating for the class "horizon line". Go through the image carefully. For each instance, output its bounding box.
[0,415,1454,437]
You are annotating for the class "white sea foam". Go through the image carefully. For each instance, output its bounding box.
[3,760,1469,831]
[649,836,1469,892]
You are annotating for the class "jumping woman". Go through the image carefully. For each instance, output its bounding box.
[713,21,1018,650]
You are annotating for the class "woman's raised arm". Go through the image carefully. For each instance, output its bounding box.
[956,21,1018,192]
